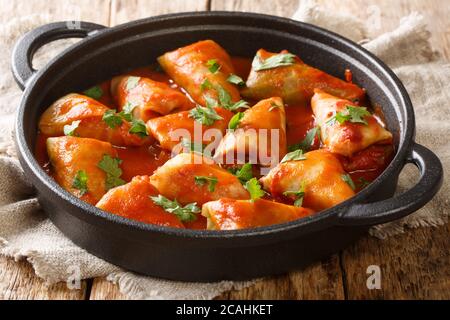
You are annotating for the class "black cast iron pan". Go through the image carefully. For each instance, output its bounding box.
[11,12,443,281]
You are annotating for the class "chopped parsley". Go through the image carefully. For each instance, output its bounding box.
[357,177,371,189]
[227,74,245,87]
[126,76,141,91]
[341,174,356,190]
[189,104,223,126]
[229,163,253,184]
[195,176,219,192]
[201,78,213,91]
[119,102,137,122]
[97,154,125,191]
[280,149,307,163]
[63,120,81,136]
[269,101,282,111]
[288,127,320,152]
[326,105,371,126]
[283,181,306,207]
[83,86,103,100]
[102,110,123,129]
[129,119,148,137]
[244,178,266,202]
[72,170,88,196]
[252,53,296,71]
[150,195,200,222]
[228,112,244,130]
[206,59,221,74]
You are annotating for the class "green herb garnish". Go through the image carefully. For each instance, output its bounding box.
[228,112,244,130]
[97,154,125,191]
[288,127,320,152]
[63,120,81,136]
[189,104,223,126]
[229,163,253,184]
[72,170,88,196]
[150,195,200,222]
[280,149,307,163]
[83,86,103,100]
[119,102,137,122]
[341,174,356,190]
[102,110,123,129]
[357,177,371,189]
[269,101,282,111]
[326,105,371,126]
[195,176,219,192]
[244,178,266,202]
[283,181,306,207]
[227,74,245,87]
[129,119,148,137]
[206,59,221,74]
[253,53,296,71]
[201,79,213,91]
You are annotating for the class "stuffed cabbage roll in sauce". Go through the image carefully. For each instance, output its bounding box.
[158,40,241,106]
[39,94,150,147]
[46,136,125,205]
[150,152,249,206]
[96,176,185,228]
[214,97,287,167]
[110,75,194,122]
[202,199,314,230]
[312,89,392,157]
[260,149,355,212]
[241,49,365,106]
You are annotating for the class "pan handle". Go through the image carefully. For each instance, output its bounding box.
[337,143,443,226]
[11,21,106,90]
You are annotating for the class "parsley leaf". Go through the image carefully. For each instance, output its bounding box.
[83,86,103,100]
[97,154,125,191]
[228,112,244,130]
[244,178,266,201]
[150,195,200,222]
[216,84,233,108]
[227,74,245,87]
[341,174,356,190]
[280,149,307,163]
[269,101,282,111]
[72,170,88,196]
[206,59,221,74]
[126,76,141,91]
[102,110,123,129]
[252,53,296,71]
[201,79,213,91]
[327,105,371,126]
[129,119,148,137]
[63,120,81,136]
[229,163,253,184]
[119,102,137,122]
[195,176,218,192]
[228,100,250,111]
[204,84,249,111]
[288,127,320,152]
[283,181,306,207]
[181,138,207,155]
[357,177,371,189]
[189,105,223,126]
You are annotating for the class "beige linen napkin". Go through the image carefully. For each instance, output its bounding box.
[0,2,448,299]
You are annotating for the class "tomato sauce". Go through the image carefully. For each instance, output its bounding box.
[34,56,394,229]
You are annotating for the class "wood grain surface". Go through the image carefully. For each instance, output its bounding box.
[0,0,448,300]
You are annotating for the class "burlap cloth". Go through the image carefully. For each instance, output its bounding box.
[0,1,448,299]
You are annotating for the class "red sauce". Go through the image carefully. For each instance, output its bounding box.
[34,57,394,229]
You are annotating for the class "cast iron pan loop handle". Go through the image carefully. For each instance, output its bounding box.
[12,21,106,90]
[338,143,443,226]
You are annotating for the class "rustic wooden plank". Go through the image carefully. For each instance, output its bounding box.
[110,0,209,26]
[0,256,87,300]
[0,0,111,25]
[89,278,128,300]
[218,256,344,300]
[341,224,450,299]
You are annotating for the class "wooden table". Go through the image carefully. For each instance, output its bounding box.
[0,0,448,300]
